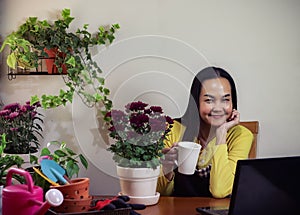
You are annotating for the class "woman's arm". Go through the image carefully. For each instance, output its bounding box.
[156,121,184,195]
[209,125,253,198]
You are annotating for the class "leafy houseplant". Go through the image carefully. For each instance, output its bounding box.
[30,140,88,179]
[105,101,174,169]
[0,8,120,115]
[30,140,89,190]
[0,101,43,154]
[0,134,24,186]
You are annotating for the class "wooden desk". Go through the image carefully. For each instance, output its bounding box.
[139,196,230,215]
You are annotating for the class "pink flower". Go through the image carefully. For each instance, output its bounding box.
[9,111,19,119]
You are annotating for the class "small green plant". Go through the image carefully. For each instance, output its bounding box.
[0,134,24,185]
[29,140,88,191]
[30,140,88,179]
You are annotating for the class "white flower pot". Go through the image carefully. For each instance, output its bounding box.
[116,165,160,197]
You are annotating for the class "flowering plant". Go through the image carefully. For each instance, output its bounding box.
[0,101,44,154]
[105,101,174,169]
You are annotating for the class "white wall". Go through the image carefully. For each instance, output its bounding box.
[1,0,299,195]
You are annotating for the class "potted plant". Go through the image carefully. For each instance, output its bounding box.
[0,134,24,186]
[104,101,173,203]
[0,8,119,115]
[0,101,44,156]
[28,140,90,213]
[29,140,88,191]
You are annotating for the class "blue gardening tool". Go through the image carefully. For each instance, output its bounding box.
[40,159,71,185]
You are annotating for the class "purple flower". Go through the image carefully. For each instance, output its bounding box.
[24,104,34,112]
[3,103,21,112]
[105,111,112,118]
[130,113,149,127]
[150,106,163,113]
[126,101,148,112]
[165,116,174,124]
[108,126,116,132]
[0,109,10,116]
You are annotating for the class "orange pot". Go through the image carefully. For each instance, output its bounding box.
[44,48,68,74]
[50,178,92,213]
[53,196,92,213]
[51,178,90,199]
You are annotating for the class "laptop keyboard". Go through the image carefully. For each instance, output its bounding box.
[212,209,229,215]
[206,209,228,215]
[196,208,229,215]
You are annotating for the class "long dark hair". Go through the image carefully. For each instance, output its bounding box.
[180,66,237,141]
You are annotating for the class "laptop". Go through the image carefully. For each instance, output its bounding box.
[196,156,300,215]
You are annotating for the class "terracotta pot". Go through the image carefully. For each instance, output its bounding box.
[50,178,91,213]
[117,166,160,197]
[53,196,92,213]
[51,178,90,199]
[44,48,67,74]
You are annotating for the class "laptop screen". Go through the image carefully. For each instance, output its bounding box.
[229,156,300,215]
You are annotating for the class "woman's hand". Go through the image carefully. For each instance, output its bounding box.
[161,143,178,181]
[215,109,240,145]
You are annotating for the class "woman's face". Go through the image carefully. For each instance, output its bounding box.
[199,77,233,127]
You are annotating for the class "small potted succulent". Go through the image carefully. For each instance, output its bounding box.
[104,101,173,202]
[0,8,119,116]
[0,101,44,154]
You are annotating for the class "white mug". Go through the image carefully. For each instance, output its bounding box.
[177,141,201,175]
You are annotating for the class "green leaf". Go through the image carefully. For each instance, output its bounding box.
[66,56,76,67]
[40,148,51,156]
[65,147,76,156]
[30,95,40,105]
[54,149,68,157]
[66,161,79,178]
[79,154,88,169]
[7,54,17,69]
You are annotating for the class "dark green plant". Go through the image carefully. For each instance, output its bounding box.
[105,101,174,169]
[0,134,24,185]
[1,8,119,115]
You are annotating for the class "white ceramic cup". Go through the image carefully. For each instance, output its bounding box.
[177,141,201,175]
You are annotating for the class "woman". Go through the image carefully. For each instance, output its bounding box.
[157,66,253,198]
